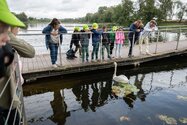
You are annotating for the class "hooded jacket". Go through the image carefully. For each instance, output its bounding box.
[42,25,67,49]
[90,29,102,45]
[80,30,90,47]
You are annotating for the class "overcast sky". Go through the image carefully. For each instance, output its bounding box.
[7,0,122,19]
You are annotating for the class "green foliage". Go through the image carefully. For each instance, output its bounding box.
[175,1,187,22]
[15,12,28,22]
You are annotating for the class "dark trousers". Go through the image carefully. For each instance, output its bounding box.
[128,37,139,56]
[74,44,82,56]
[102,44,110,60]
[49,43,59,64]
[110,42,114,55]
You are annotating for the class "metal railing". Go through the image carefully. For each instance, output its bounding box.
[18,26,187,67]
[0,52,27,125]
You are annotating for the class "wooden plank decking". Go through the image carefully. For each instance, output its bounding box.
[21,40,187,80]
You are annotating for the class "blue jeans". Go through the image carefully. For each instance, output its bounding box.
[49,43,58,64]
[82,46,89,62]
[92,42,99,60]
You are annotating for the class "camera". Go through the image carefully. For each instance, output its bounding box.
[0,44,14,78]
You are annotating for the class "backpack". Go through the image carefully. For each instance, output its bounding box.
[66,49,75,59]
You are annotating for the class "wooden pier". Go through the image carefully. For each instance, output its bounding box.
[21,40,187,81]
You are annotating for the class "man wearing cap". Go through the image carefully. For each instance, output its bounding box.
[0,0,30,124]
[139,20,158,55]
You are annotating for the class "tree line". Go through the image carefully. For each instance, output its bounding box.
[13,0,187,26]
[82,0,187,26]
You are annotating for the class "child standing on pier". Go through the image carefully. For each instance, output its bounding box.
[115,27,125,58]
[80,25,90,63]
[70,27,81,57]
[101,26,111,60]
[91,23,102,62]
[109,26,117,57]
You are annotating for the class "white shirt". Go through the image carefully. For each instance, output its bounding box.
[141,22,158,37]
[50,29,60,44]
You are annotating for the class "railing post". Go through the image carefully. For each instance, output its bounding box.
[132,33,135,55]
[155,31,159,54]
[176,27,181,50]
[164,28,167,43]
[59,35,62,66]
[100,35,103,62]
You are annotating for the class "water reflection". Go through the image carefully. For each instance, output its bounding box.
[50,90,70,125]
[72,80,114,112]
[23,63,187,125]
[134,74,146,102]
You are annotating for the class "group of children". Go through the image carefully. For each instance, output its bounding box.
[70,23,127,63]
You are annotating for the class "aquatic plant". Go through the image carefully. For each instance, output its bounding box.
[179,117,187,124]
[177,95,187,101]
[158,115,177,125]
[120,116,130,122]
[112,83,139,97]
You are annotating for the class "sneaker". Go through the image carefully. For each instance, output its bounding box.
[52,64,58,68]
[56,64,61,67]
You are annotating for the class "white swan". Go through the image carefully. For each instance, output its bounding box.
[113,62,129,83]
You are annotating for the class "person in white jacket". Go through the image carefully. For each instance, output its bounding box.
[139,20,158,55]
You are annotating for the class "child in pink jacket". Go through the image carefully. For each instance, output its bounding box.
[115,27,125,58]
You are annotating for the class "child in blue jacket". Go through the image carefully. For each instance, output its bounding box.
[90,23,102,62]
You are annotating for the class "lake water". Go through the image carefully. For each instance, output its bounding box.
[23,55,187,125]
[18,23,187,55]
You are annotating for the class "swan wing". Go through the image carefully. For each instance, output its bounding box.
[113,75,129,83]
